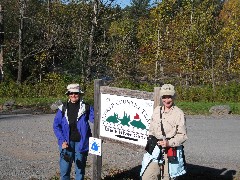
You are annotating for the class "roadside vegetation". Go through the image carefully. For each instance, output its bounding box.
[0,77,240,115]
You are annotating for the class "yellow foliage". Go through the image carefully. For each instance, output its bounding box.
[35,52,47,63]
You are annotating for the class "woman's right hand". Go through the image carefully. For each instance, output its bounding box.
[157,139,169,148]
[62,141,68,149]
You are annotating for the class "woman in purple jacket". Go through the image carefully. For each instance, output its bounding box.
[53,84,94,180]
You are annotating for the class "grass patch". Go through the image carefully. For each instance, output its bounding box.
[177,101,240,115]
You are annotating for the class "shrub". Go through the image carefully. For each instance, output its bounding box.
[1,77,240,105]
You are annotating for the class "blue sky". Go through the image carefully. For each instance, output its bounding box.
[114,0,131,7]
[63,1,157,8]
[114,0,156,8]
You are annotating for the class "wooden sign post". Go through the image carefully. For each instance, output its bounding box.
[92,79,103,180]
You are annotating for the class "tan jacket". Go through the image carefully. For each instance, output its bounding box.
[149,105,188,147]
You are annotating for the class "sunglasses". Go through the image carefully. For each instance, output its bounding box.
[68,92,79,95]
[162,95,173,99]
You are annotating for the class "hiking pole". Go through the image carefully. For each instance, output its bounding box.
[160,107,170,180]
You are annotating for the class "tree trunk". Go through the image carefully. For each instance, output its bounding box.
[17,0,24,84]
[211,42,215,96]
[227,45,233,81]
[0,5,4,82]
[87,0,99,81]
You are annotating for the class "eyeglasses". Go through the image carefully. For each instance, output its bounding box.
[162,95,173,99]
[68,92,79,95]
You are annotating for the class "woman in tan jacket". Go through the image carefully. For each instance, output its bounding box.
[141,84,188,180]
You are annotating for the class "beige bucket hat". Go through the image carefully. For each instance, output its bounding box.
[160,84,175,97]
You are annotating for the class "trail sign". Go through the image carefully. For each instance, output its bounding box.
[89,137,102,156]
[100,93,154,146]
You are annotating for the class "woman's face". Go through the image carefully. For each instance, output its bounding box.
[162,95,174,109]
[68,92,80,103]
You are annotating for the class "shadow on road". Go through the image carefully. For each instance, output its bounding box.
[0,114,33,120]
[182,163,236,180]
[103,164,236,180]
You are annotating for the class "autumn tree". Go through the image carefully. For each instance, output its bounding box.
[218,0,240,83]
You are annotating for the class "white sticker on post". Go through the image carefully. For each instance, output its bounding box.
[89,137,102,156]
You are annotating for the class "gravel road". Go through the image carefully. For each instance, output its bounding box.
[0,113,239,180]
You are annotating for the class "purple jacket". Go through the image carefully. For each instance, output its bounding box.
[53,102,94,152]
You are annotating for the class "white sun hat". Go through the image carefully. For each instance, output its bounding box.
[65,83,84,95]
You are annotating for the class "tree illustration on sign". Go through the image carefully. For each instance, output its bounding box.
[106,113,119,123]
[105,112,147,130]
[130,113,146,130]
[118,111,131,126]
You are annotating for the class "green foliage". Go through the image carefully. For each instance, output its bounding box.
[177,82,240,102]
[1,78,239,103]
[83,80,95,105]
[110,79,154,92]
[1,79,240,114]
[177,85,214,102]
[0,73,84,99]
